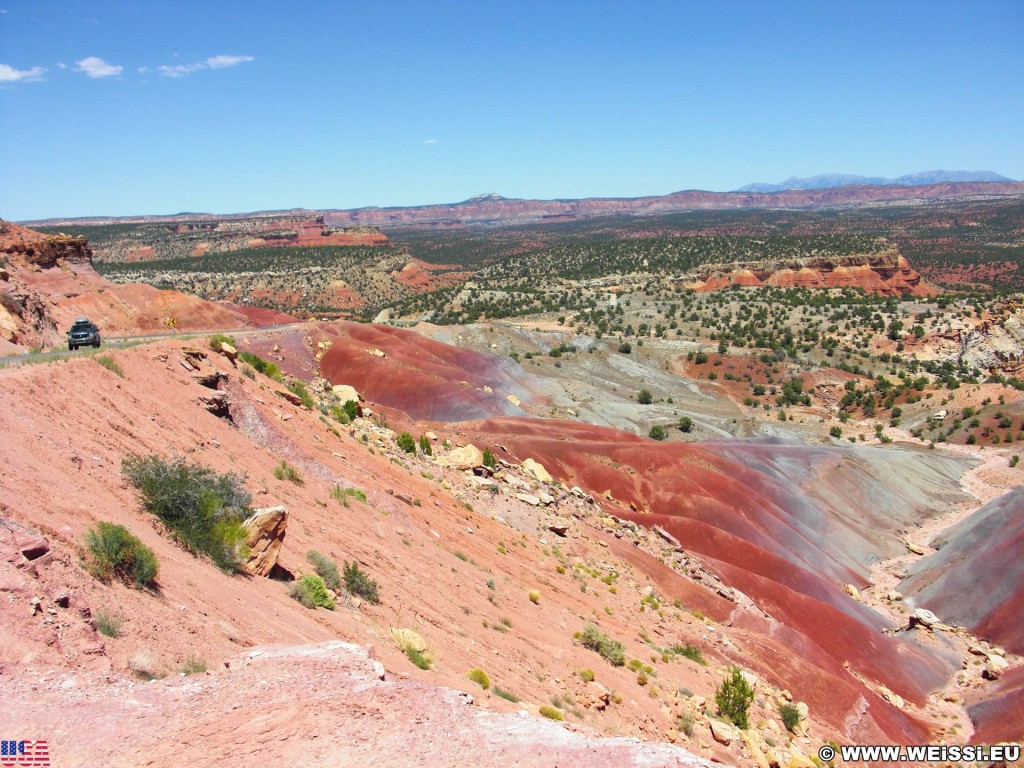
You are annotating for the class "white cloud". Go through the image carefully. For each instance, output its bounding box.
[205,54,254,69]
[75,56,122,79]
[0,63,45,82]
[157,63,199,78]
[424,138,438,144]
[158,54,254,78]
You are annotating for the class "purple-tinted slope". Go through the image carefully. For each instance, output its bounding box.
[901,486,1024,654]
[319,322,541,422]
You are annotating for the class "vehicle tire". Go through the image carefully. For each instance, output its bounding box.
[94,341,100,348]
[69,343,75,351]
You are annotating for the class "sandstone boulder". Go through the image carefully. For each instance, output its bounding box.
[909,607,941,629]
[521,458,553,483]
[447,444,484,470]
[241,506,288,577]
[709,718,735,745]
[331,384,361,405]
[218,342,238,362]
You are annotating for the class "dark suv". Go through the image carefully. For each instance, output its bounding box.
[67,317,101,350]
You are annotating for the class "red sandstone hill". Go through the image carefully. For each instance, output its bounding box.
[0,220,292,354]
[686,250,936,297]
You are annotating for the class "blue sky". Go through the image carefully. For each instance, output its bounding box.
[1,0,1022,220]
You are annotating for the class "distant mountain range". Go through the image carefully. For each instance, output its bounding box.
[735,170,1015,193]
[26,176,1024,229]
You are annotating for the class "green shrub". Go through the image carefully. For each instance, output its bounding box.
[181,655,208,675]
[466,668,491,690]
[669,643,707,666]
[779,702,802,733]
[396,432,416,454]
[649,424,666,440]
[85,522,159,588]
[307,550,341,591]
[286,380,316,409]
[638,389,653,405]
[539,705,564,721]
[578,623,626,666]
[577,668,595,682]
[330,485,367,506]
[618,342,632,354]
[208,334,235,353]
[94,354,124,377]
[343,560,380,603]
[679,416,694,433]
[273,460,304,485]
[493,687,520,703]
[715,666,754,729]
[290,573,335,610]
[94,609,122,638]
[237,351,282,381]
[406,646,431,669]
[482,448,497,468]
[122,454,252,572]
[677,711,696,736]
[419,434,432,456]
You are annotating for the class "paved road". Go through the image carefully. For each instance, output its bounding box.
[0,323,297,368]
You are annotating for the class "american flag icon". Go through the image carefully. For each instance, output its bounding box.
[0,740,50,766]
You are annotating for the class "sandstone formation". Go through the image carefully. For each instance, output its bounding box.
[242,506,288,577]
[89,215,389,264]
[684,249,935,297]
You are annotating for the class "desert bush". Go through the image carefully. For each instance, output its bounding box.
[273,460,304,485]
[290,573,335,610]
[669,643,707,666]
[121,453,251,572]
[208,334,235,353]
[679,416,694,433]
[343,560,380,603]
[779,702,802,732]
[466,668,491,690]
[419,434,432,456]
[638,389,653,405]
[493,687,520,703]
[85,522,158,589]
[129,650,162,680]
[577,668,595,682]
[406,646,432,670]
[181,655,208,675]
[286,380,316,409]
[528,589,540,604]
[94,609,122,638]
[677,711,696,736]
[539,705,564,721]
[396,432,416,454]
[237,351,282,381]
[649,424,666,440]
[716,666,754,729]
[307,550,341,591]
[330,485,367,506]
[482,448,497,468]
[94,354,124,377]
[578,623,626,666]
